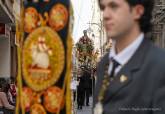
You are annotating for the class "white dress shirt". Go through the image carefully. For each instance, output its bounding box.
[108,33,144,76]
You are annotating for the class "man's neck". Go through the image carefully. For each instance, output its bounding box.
[115,28,142,54]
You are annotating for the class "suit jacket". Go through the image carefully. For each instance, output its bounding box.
[77,76,85,91]
[83,71,91,89]
[94,38,165,114]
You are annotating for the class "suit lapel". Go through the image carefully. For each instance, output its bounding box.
[103,69,132,104]
[103,38,152,104]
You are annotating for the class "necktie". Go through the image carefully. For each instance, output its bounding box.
[109,58,120,78]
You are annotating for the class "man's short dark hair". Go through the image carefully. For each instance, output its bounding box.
[98,0,154,33]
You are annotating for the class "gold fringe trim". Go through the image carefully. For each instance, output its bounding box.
[15,47,20,114]
[65,35,73,114]
[65,3,74,113]
[15,0,25,114]
[57,33,72,114]
[64,3,74,113]
[57,3,73,114]
[57,24,73,114]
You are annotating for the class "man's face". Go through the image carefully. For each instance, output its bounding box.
[100,0,140,40]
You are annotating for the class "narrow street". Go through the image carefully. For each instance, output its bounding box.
[73,97,93,114]
[77,105,92,114]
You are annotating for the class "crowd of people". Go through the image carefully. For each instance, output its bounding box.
[0,77,16,114]
[71,68,95,110]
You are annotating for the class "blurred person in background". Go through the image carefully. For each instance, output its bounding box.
[0,79,15,114]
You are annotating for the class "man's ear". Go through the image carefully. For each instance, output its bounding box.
[133,5,144,20]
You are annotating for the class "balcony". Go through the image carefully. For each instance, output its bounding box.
[0,0,14,23]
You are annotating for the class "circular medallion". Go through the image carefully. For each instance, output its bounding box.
[23,27,65,91]
[24,7,39,33]
[22,87,34,112]
[49,3,68,31]
[43,86,64,113]
[30,104,46,114]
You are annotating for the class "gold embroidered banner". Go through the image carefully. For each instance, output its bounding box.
[15,0,72,114]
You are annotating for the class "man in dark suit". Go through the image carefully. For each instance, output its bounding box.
[93,0,165,114]
[77,74,85,109]
[83,69,92,106]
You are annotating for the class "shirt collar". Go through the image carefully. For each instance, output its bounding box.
[109,33,144,66]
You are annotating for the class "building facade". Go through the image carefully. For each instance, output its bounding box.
[152,0,165,48]
[0,0,17,78]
